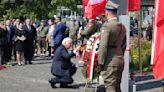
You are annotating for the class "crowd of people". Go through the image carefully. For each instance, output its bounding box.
[130,16,153,41]
[0,19,35,65]
[0,15,105,89]
[0,15,104,66]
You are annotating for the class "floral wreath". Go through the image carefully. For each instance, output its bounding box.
[81,32,101,80]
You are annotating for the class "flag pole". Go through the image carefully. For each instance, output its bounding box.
[138,9,142,74]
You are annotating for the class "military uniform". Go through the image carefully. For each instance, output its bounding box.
[37,24,49,51]
[80,19,97,40]
[69,20,79,46]
[98,1,126,92]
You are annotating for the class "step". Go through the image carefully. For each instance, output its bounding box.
[129,79,163,92]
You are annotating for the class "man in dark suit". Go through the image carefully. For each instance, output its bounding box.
[24,19,37,64]
[0,21,8,65]
[49,37,80,88]
[5,20,15,62]
[53,17,67,52]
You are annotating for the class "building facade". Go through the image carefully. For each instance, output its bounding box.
[141,0,154,24]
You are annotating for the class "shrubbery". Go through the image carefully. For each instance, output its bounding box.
[130,37,152,72]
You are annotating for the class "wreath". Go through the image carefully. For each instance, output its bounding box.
[79,32,101,80]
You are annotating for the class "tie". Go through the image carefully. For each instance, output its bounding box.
[7,26,11,42]
[28,25,31,31]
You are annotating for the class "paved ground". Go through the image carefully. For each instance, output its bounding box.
[1,57,163,92]
[138,88,163,92]
[0,57,88,92]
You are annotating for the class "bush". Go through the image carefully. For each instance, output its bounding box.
[130,37,152,72]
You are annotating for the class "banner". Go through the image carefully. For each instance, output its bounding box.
[83,0,107,19]
[151,0,164,79]
[128,0,141,11]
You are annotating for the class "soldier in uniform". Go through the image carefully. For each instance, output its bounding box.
[98,1,126,92]
[37,20,48,56]
[69,19,79,49]
[80,19,97,41]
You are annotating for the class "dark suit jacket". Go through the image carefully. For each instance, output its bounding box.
[24,25,37,61]
[6,26,15,43]
[24,25,37,44]
[53,22,66,45]
[51,45,75,77]
[0,28,8,46]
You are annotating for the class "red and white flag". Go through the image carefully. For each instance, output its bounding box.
[151,0,164,79]
[83,0,107,19]
[128,0,141,11]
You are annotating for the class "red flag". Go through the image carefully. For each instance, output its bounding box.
[128,0,141,11]
[151,0,164,79]
[83,0,107,19]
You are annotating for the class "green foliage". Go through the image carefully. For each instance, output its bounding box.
[0,0,79,20]
[130,37,152,72]
[51,0,78,11]
[48,10,56,18]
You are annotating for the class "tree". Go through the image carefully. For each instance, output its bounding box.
[51,0,78,13]
[0,0,79,20]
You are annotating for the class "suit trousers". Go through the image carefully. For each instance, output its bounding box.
[0,45,7,64]
[6,42,12,61]
[51,65,76,85]
[51,75,73,84]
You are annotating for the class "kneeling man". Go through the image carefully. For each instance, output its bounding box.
[49,37,79,88]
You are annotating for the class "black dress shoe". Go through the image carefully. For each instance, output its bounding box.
[25,61,28,65]
[48,79,57,88]
[28,61,33,64]
[60,84,73,88]
[97,85,106,92]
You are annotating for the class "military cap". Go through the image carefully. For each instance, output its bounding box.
[105,0,119,11]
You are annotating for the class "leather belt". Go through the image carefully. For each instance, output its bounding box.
[109,45,117,48]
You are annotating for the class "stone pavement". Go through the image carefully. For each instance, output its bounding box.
[0,57,88,92]
[0,57,163,92]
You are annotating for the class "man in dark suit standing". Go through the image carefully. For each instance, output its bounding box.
[5,20,15,62]
[0,21,8,65]
[53,17,67,52]
[24,19,37,64]
[49,37,80,88]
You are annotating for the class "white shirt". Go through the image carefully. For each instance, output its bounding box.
[27,25,31,30]
[48,25,55,36]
